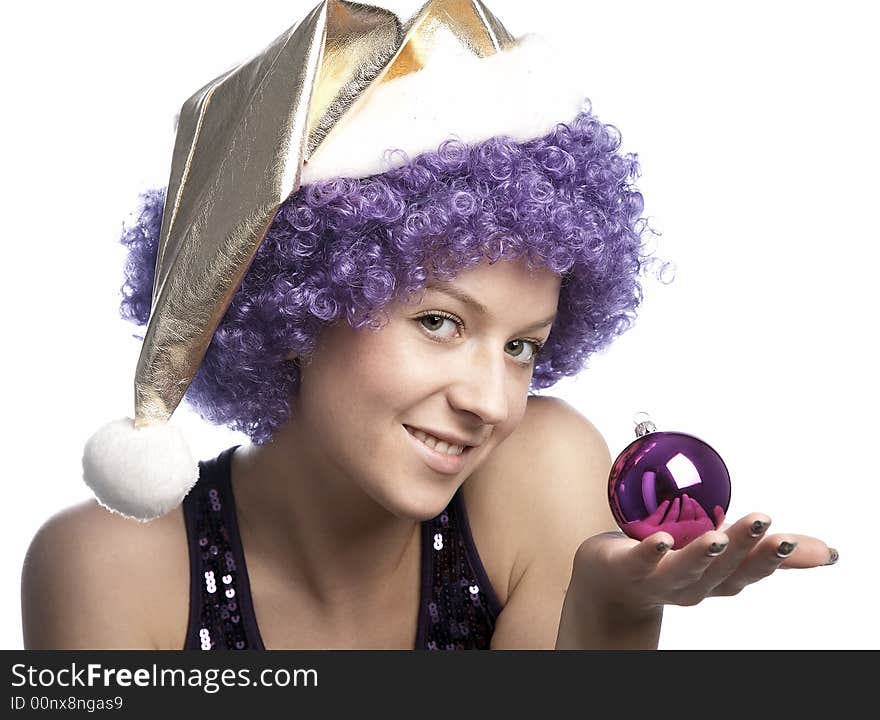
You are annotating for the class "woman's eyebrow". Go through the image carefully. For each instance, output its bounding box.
[425,283,556,333]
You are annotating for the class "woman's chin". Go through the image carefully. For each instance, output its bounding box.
[379,482,459,523]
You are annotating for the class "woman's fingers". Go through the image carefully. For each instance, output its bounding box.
[656,529,731,589]
[772,533,838,569]
[708,532,836,599]
[619,531,676,579]
[699,512,773,591]
[586,510,838,610]
[707,532,801,596]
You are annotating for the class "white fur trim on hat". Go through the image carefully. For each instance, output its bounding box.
[300,34,586,185]
[82,418,199,522]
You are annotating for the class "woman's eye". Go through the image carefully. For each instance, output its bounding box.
[417,313,461,339]
[505,339,542,365]
[416,313,543,366]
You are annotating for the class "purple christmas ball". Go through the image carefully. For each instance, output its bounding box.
[608,430,731,549]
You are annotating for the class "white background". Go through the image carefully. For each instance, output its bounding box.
[2,0,877,649]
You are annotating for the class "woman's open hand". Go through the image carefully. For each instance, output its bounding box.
[572,512,838,616]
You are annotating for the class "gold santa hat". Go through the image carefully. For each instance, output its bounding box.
[82,0,586,521]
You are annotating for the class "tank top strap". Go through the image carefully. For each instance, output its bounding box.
[182,446,265,650]
[417,485,503,650]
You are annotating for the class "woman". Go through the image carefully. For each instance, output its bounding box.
[20,0,835,650]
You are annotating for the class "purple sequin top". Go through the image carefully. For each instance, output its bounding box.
[182,446,502,650]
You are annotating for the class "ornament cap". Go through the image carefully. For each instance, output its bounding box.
[633,411,657,437]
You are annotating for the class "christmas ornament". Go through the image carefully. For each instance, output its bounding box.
[608,413,731,549]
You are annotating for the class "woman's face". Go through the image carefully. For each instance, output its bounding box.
[292,257,562,519]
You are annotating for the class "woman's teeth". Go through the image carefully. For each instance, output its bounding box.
[407,427,465,456]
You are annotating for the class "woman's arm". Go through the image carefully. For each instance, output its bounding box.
[21,502,157,650]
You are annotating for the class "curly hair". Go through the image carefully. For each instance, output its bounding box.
[120,102,665,444]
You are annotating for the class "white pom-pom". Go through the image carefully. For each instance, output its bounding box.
[82,417,199,522]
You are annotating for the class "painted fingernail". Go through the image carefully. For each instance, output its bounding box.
[826,548,839,565]
[706,542,728,557]
[749,520,769,538]
[656,541,671,554]
[776,541,798,558]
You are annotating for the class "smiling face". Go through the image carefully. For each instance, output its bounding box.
[289,257,562,520]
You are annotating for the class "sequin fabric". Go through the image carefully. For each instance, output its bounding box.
[183,446,502,650]
[182,447,256,651]
[417,497,502,650]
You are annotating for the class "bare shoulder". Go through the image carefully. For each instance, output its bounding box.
[491,395,615,577]
[21,499,188,649]
[463,395,616,609]
[464,395,618,648]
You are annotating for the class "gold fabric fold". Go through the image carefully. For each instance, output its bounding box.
[135,0,515,427]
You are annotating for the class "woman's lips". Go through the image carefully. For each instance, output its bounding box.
[403,424,472,474]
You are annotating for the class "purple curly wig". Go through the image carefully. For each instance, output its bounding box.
[120,103,664,444]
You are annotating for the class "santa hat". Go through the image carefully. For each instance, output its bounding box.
[82,0,586,521]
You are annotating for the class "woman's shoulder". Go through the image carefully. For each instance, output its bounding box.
[464,395,618,647]
[21,498,189,649]
[462,395,613,608]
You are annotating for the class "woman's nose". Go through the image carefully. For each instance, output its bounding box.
[446,344,510,427]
